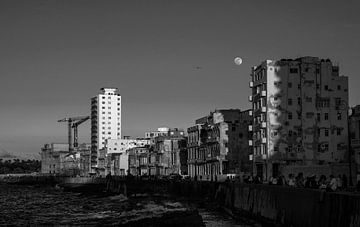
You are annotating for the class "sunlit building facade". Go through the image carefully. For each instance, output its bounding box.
[249,57,349,179]
[90,88,122,172]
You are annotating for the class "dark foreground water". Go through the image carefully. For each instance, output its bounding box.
[0,184,259,226]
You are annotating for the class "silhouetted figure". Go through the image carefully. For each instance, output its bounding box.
[318,175,327,190]
[328,175,337,192]
[288,174,295,187]
[106,172,112,192]
[295,173,304,188]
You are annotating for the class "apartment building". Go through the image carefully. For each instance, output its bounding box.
[249,57,349,179]
[90,88,121,172]
[187,109,251,179]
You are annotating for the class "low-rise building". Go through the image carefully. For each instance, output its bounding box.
[187,109,251,180]
[98,138,151,176]
[41,143,90,176]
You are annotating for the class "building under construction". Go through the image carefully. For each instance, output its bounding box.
[40,116,91,176]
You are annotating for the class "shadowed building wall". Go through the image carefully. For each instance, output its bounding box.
[249,57,349,180]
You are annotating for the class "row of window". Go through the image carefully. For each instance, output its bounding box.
[101,101,121,105]
[101,121,120,125]
[101,112,121,115]
[102,96,121,100]
[101,106,121,110]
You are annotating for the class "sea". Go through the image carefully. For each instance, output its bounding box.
[0,184,260,226]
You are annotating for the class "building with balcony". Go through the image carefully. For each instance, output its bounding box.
[350,105,360,178]
[90,88,121,173]
[249,57,349,180]
[187,109,252,180]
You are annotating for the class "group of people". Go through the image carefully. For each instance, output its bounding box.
[243,173,349,192]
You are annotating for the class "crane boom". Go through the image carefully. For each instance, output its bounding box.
[58,116,90,151]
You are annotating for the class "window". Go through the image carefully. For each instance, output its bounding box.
[102,96,105,99]
[306,112,314,118]
[108,117,111,119]
[118,103,120,105]
[325,129,329,137]
[108,107,111,109]
[108,102,111,104]
[317,128,321,136]
[316,68,320,74]
[102,112,105,114]
[288,130,293,137]
[298,84,301,89]
[337,112,342,120]
[316,84,320,89]
[274,146,279,152]
[108,127,111,129]
[288,112,293,120]
[108,132,111,134]
[239,133,243,138]
[117,108,120,110]
[337,128,341,135]
[297,97,301,105]
[325,85,328,90]
[102,107,105,109]
[102,132,105,134]
[324,113,329,120]
[337,85,341,90]
[317,113,321,121]
[288,99,292,105]
[108,112,111,114]
[288,82,292,88]
[290,68,298,73]
[102,102,105,104]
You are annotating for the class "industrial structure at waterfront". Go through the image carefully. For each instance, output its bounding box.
[40,56,359,184]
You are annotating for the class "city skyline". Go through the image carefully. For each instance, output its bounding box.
[1,0,360,157]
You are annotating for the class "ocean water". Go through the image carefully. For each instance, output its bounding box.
[0,184,259,226]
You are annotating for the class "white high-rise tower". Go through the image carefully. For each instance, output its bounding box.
[91,88,121,170]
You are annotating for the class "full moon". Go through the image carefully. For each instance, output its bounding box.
[234,57,243,65]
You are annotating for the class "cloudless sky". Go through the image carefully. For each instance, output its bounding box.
[1,0,360,157]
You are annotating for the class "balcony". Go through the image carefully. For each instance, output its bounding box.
[261,106,267,112]
[261,122,267,128]
[249,110,253,116]
[249,95,253,102]
[261,90,267,97]
[248,125,253,131]
[261,137,267,143]
[248,140,253,146]
[249,81,254,88]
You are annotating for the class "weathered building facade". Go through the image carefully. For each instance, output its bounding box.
[187,109,251,179]
[350,105,360,179]
[41,143,91,176]
[249,57,349,179]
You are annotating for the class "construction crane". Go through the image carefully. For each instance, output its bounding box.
[58,116,90,152]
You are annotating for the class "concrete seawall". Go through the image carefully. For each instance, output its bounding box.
[167,181,360,227]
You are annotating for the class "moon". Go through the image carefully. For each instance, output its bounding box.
[234,57,243,65]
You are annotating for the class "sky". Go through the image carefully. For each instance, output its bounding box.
[0,0,360,158]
